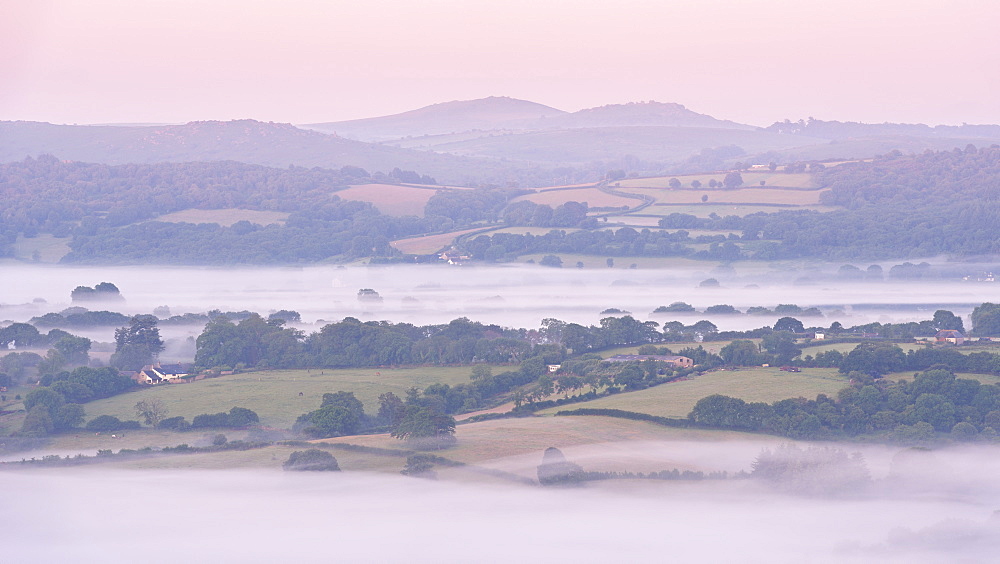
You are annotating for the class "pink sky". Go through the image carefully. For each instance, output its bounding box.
[2,0,998,126]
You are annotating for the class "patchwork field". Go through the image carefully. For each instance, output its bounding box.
[512,187,638,209]
[538,367,849,419]
[335,184,442,216]
[153,208,290,226]
[390,227,489,254]
[83,365,488,429]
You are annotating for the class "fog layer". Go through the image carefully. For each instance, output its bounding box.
[3,264,994,335]
[4,452,1000,564]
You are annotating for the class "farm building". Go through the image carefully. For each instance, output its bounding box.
[139,363,191,384]
[604,354,694,368]
[935,330,966,345]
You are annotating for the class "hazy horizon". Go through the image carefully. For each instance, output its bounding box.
[3,0,998,127]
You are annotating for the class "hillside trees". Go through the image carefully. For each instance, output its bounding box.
[111,315,164,370]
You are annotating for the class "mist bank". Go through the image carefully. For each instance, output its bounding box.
[4,447,1000,563]
[2,264,996,333]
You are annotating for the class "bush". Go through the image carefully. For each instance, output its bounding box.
[157,416,191,431]
[283,449,341,471]
[85,415,140,432]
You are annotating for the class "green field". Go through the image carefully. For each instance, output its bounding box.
[645,203,839,218]
[390,227,488,254]
[539,367,849,419]
[83,366,489,429]
[13,234,72,263]
[801,342,924,355]
[518,253,721,269]
[616,172,817,189]
[154,208,290,226]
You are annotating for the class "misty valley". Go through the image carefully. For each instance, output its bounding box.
[4,97,1000,562]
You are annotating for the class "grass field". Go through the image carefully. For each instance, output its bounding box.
[801,342,924,355]
[615,172,817,189]
[83,366,488,429]
[335,184,441,217]
[517,253,721,269]
[390,227,488,254]
[512,187,637,209]
[60,414,776,476]
[885,371,1000,386]
[622,187,829,206]
[153,208,290,227]
[534,183,600,192]
[13,234,72,263]
[538,367,849,419]
[484,226,583,236]
[644,203,839,218]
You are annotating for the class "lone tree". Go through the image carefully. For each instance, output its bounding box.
[283,449,341,471]
[723,171,744,189]
[111,315,164,370]
[135,399,168,427]
[773,316,805,333]
[391,406,456,450]
[537,447,584,486]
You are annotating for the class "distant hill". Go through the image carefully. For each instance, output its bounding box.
[409,125,825,166]
[304,96,567,142]
[766,118,1000,141]
[520,101,755,131]
[0,119,555,186]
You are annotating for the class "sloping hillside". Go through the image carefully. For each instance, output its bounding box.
[304,96,566,141]
[521,101,754,131]
[0,119,548,186]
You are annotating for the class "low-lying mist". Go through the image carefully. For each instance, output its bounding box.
[5,439,1000,563]
[2,264,994,340]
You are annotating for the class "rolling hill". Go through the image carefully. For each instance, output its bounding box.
[0,119,549,186]
[304,96,567,142]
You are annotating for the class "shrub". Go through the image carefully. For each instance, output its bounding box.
[283,449,341,471]
[85,415,140,432]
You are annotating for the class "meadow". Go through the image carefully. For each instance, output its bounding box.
[390,227,489,254]
[615,172,817,189]
[82,365,488,429]
[335,183,442,216]
[625,187,829,206]
[153,208,290,227]
[11,234,72,263]
[516,253,722,269]
[538,367,849,419]
[512,187,638,209]
[645,203,838,218]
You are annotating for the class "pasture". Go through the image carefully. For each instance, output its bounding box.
[512,187,638,209]
[623,187,829,206]
[82,365,486,429]
[482,226,583,236]
[517,253,721,270]
[335,184,441,217]
[390,227,489,254]
[643,203,838,218]
[538,367,849,419]
[12,234,72,263]
[615,172,817,189]
[153,208,289,227]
